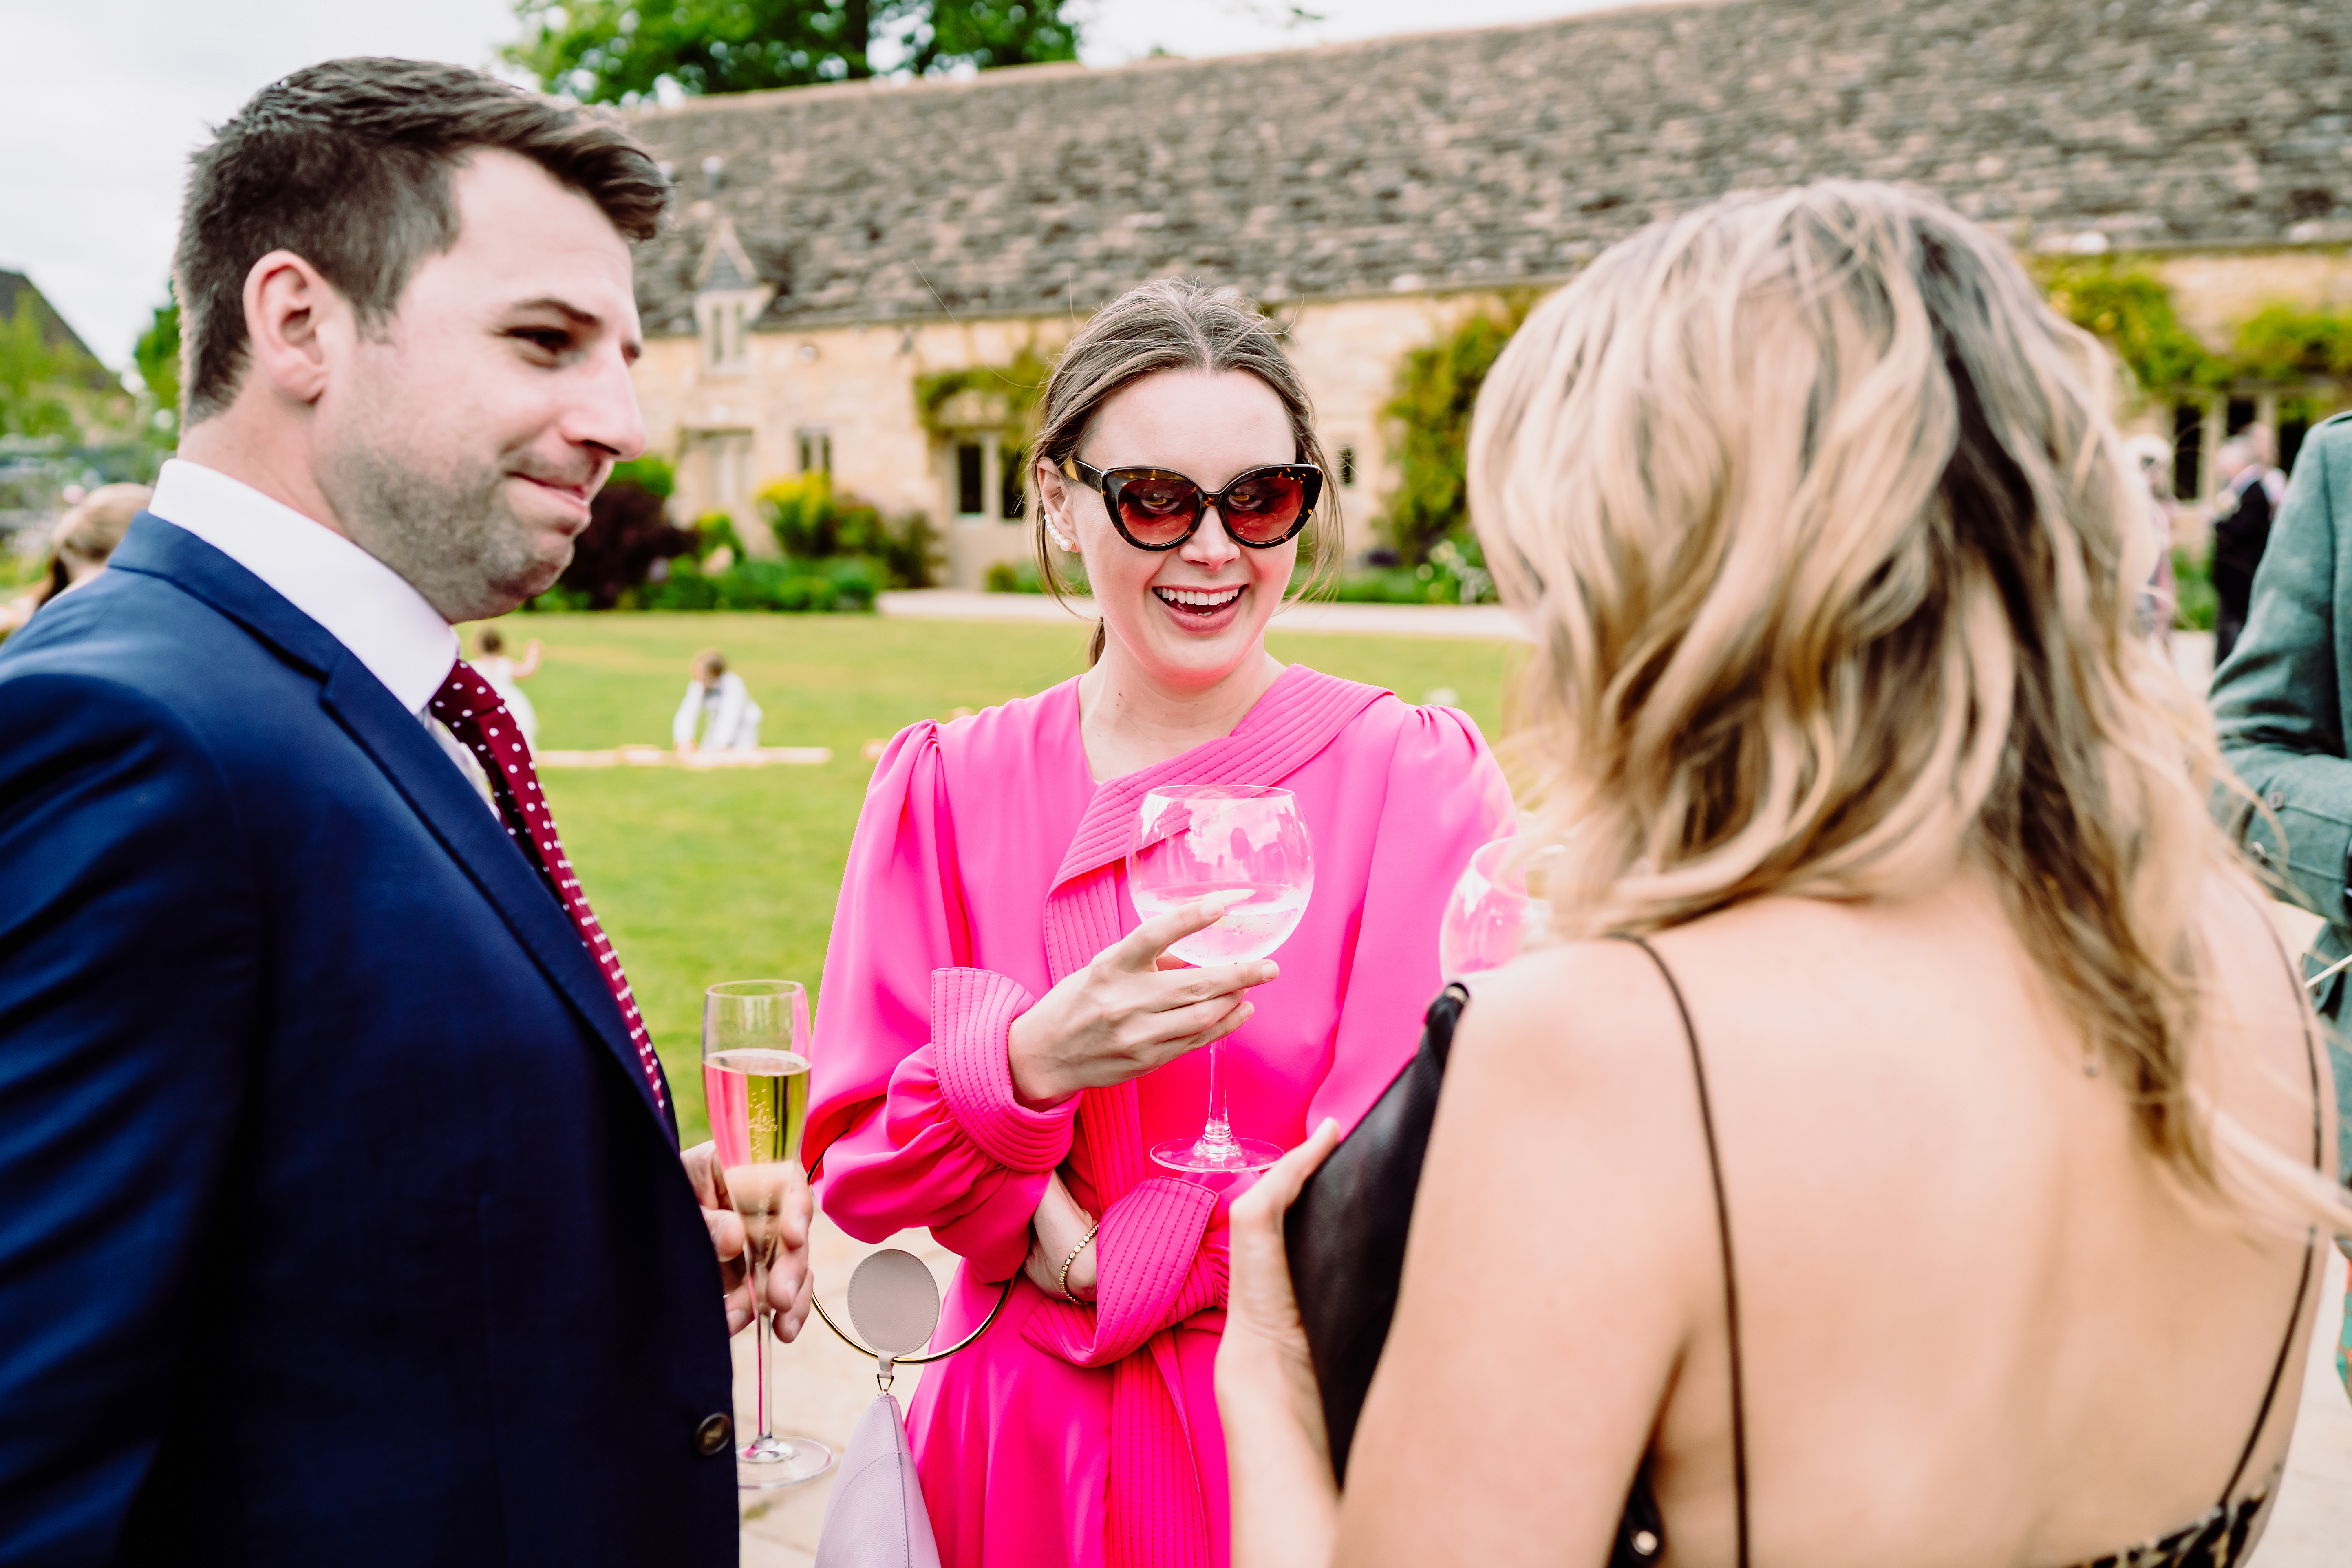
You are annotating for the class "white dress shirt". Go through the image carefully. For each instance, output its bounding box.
[147,460,495,803]
[149,459,459,714]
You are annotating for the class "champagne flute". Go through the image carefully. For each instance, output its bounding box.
[1127,785,1314,1173]
[702,980,834,1489]
[1439,837,1537,979]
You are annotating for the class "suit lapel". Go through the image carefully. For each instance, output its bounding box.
[111,515,675,1138]
[319,662,675,1134]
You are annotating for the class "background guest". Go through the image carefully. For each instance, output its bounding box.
[1218,181,2339,1568]
[2123,433,2177,645]
[473,624,543,752]
[2209,406,2352,1402]
[2213,432,2277,666]
[0,483,150,640]
[673,646,762,752]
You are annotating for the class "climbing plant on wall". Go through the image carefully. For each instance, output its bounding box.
[2034,260,2231,393]
[2233,303,2352,382]
[1378,292,1535,563]
[2034,258,2352,399]
[912,345,1058,433]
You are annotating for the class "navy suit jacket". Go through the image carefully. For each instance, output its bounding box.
[0,518,738,1565]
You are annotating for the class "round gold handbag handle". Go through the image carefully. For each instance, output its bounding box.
[810,1272,1017,1365]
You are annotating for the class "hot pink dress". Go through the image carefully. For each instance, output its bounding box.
[804,664,1512,1568]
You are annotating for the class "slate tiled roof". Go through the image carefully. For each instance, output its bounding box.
[625,0,2352,335]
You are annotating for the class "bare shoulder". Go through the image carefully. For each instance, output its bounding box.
[1430,938,1728,1237]
[2191,869,2330,1169]
[1449,939,1697,1105]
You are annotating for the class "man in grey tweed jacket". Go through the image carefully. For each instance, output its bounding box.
[2209,408,2352,1396]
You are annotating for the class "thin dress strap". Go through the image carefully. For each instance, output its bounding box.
[2212,907,2328,1507]
[1618,935,1751,1568]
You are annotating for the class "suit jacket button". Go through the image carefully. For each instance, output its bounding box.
[2267,790,2287,810]
[695,1413,733,1457]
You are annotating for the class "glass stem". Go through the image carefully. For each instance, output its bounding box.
[1201,1038,1234,1150]
[755,1290,774,1442]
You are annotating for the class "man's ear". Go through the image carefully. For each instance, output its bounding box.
[240,249,345,407]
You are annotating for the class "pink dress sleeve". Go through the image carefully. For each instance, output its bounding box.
[1305,701,1518,1135]
[805,724,1078,1282]
[1041,701,1515,1365]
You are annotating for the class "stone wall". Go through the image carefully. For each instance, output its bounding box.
[634,289,1527,584]
[629,249,2352,586]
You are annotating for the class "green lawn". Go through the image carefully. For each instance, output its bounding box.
[493,611,1523,1145]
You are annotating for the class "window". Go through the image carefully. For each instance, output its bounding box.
[696,430,755,523]
[696,291,762,374]
[957,443,986,516]
[1337,444,1357,488]
[2282,412,2310,477]
[2172,402,2203,504]
[1000,447,1026,520]
[797,428,832,475]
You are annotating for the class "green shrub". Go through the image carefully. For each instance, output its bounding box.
[2173,545,2217,633]
[979,556,1085,596]
[1380,297,1534,562]
[608,453,676,498]
[1330,534,1497,604]
[757,473,940,587]
[630,552,881,614]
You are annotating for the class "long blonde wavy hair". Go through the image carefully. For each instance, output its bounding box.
[1472,181,2255,1189]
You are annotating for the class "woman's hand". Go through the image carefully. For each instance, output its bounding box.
[1023,1169,1099,1302]
[1006,897,1277,1107]
[1218,1117,1339,1396]
[1216,1117,1343,1568]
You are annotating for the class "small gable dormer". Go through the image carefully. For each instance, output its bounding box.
[693,218,773,375]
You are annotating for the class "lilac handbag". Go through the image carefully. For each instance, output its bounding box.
[814,1389,941,1568]
[811,1250,1015,1568]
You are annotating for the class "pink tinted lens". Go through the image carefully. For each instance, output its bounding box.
[1114,475,1205,544]
[1219,472,1306,543]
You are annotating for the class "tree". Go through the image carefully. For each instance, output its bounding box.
[0,300,77,441]
[134,295,181,431]
[1379,296,1533,563]
[506,0,1079,103]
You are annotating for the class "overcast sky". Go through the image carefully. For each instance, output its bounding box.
[0,0,1643,375]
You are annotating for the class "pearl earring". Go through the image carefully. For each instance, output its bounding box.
[1045,516,1077,551]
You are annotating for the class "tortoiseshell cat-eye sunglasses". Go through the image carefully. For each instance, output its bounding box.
[1061,458,1322,551]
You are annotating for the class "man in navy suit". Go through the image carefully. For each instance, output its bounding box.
[0,60,812,1564]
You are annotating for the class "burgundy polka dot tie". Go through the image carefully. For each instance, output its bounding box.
[431,661,666,1111]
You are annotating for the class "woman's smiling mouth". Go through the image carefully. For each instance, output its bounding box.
[1154,584,1245,615]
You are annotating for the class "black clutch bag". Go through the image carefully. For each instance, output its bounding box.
[1280,981,1671,1565]
[1282,982,1465,1482]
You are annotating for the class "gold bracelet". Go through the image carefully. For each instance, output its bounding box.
[1056,1220,1101,1303]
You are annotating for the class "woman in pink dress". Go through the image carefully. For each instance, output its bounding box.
[803,280,1513,1568]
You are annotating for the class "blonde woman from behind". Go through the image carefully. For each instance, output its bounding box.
[1218,181,2342,1568]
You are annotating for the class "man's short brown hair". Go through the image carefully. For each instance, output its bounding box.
[174,57,668,424]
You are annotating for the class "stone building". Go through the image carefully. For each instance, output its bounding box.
[624,0,2352,585]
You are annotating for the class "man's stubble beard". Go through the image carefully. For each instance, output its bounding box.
[324,430,574,624]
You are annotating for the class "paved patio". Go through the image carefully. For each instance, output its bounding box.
[736,1220,2352,1566]
[749,618,2349,1564]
